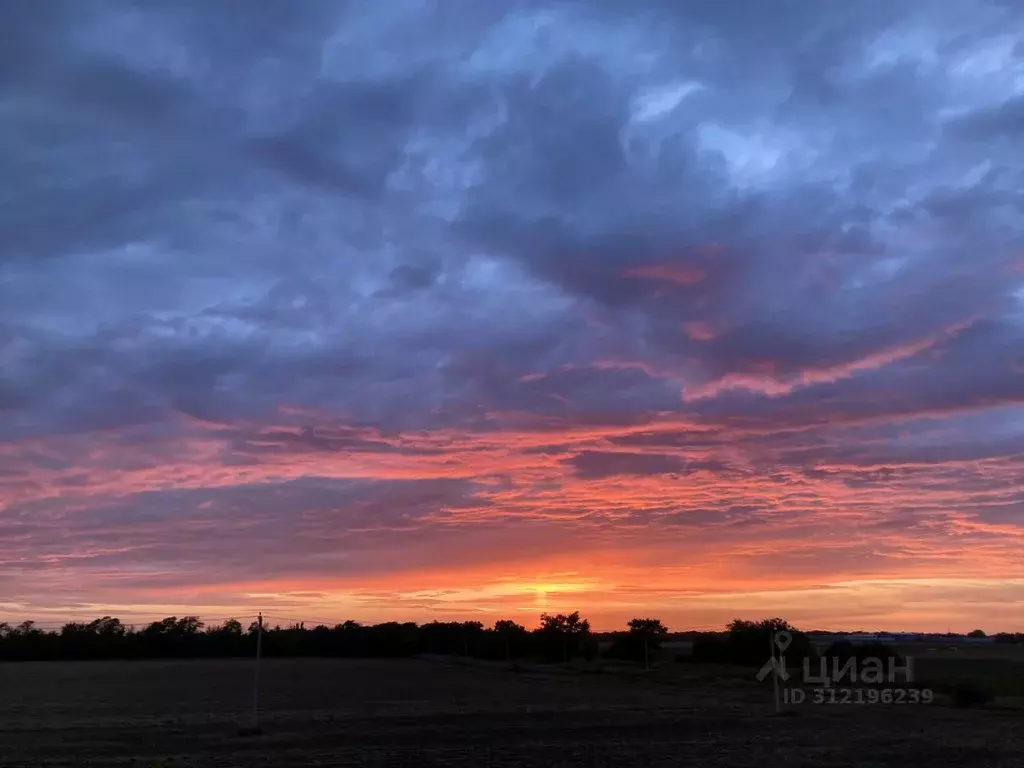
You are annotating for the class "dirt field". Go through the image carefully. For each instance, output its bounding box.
[1,657,1021,766]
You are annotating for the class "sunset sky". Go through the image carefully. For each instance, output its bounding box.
[2,1,1023,634]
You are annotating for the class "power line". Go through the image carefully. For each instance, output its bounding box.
[261,614,353,627]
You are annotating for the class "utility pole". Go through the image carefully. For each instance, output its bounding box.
[251,612,263,731]
[769,631,780,714]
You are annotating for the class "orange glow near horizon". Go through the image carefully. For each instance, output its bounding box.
[9,573,1023,634]
[3,364,1023,634]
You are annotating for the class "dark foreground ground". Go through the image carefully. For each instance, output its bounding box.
[1,657,1021,767]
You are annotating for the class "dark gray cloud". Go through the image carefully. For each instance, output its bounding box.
[564,451,689,479]
[3,0,1022,441]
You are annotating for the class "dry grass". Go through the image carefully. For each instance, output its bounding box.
[0,657,1021,766]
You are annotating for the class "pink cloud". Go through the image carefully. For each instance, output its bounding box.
[682,321,719,341]
[626,263,706,286]
[684,318,977,401]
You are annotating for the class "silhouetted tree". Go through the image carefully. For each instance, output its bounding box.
[537,612,592,662]
[220,619,243,635]
[967,629,987,638]
[494,619,529,661]
[689,618,816,668]
[144,617,177,635]
[420,621,461,655]
[175,616,204,635]
[607,618,669,668]
[461,621,484,656]
[0,611,616,662]
[17,621,38,635]
[604,618,668,666]
[202,619,247,656]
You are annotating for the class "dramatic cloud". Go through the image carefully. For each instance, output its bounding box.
[2,0,1023,631]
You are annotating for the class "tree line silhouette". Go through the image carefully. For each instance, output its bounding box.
[2,614,1018,664]
[0,612,673,663]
